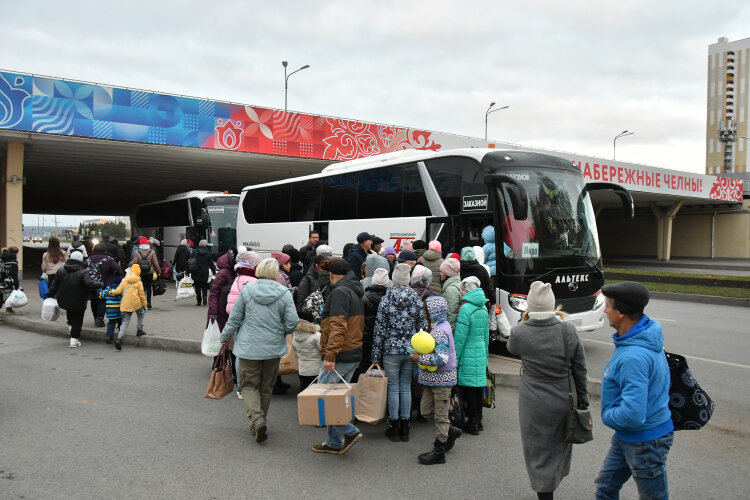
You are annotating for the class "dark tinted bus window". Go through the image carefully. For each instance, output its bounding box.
[242,189,266,223]
[402,164,431,216]
[358,166,402,219]
[135,199,191,227]
[321,173,358,220]
[291,180,321,221]
[424,158,465,214]
[266,184,292,222]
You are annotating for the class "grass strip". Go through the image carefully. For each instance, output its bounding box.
[604,279,750,299]
[604,267,750,282]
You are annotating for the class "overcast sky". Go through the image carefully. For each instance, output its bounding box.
[4,1,749,225]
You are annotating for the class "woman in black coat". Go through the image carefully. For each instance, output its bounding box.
[191,240,216,306]
[353,268,389,381]
[459,247,493,305]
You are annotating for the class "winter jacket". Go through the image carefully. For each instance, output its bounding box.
[320,272,365,364]
[371,285,428,362]
[190,246,216,283]
[361,254,392,289]
[67,240,88,258]
[299,243,315,273]
[48,260,103,312]
[172,245,191,272]
[417,320,457,387]
[226,265,257,314]
[293,321,322,376]
[1,250,19,290]
[99,275,124,320]
[220,278,299,360]
[87,251,121,288]
[601,315,673,443]
[105,240,124,264]
[362,284,387,366]
[288,262,304,288]
[130,248,160,278]
[472,246,493,282]
[460,247,493,305]
[346,244,368,279]
[41,251,67,276]
[419,249,444,295]
[110,271,148,313]
[481,226,497,276]
[277,269,293,290]
[295,266,318,309]
[453,288,489,387]
[443,275,462,332]
[208,251,236,330]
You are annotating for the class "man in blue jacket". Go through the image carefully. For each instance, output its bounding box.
[596,281,673,500]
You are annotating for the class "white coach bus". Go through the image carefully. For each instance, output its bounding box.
[237,148,632,333]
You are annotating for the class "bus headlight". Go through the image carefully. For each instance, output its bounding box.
[508,295,528,312]
[594,291,605,310]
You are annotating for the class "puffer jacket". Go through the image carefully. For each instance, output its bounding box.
[362,284,387,366]
[190,246,216,283]
[320,272,365,363]
[472,246,492,282]
[47,259,103,311]
[442,275,462,331]
[110,271,147,313]
[208,251,236,329]
[220,278,299,360]
[419,249,444,295]
[292,320,322,376]
[371,285,428,362]
[481,225,497,277]
[453,287,489,387]
[295,265,318,309]
[41,251,67,276]
[172,244,191,272]
[226,264,256,314]
[460,247,493,305]
[130,247,160,277]
[87,251,121,287]
[361,254,392,289]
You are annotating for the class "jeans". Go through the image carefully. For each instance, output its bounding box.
[383,354,414,420]
[106,317,122,339]
[595,432,674,500]
[118,308,145,340]
[318,361,360,450]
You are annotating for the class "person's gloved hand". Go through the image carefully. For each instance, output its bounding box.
[209,314,218,321]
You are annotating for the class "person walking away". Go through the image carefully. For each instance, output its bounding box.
[47,251,102,348]
[419,241,444,295]
[99,271,124,343]
[2,247,20,314]
[104,235,124,265]
[360,253,392,290]
[299,230,320,274]
[371,263,428,443]
[411,265,439,305]
[292,319,322,392]
[220,258,299,444]
[41,237,67,290]
[282,246,304,287]
[67,234,88,258]
[459,247,493,307]
[507,281,588,500]
[208,249,237,332]
[130,237,160,309]
[172,239,191,279]
[295,254,324,313]
[354,267,389,381]
[87,243,121,327]
[226,250,261,314]
[109,263,148,350]
[595,281,674,500]
[414,296,462,465]
[190,239,216,306]
[440,258,461,332]
[311,259,365,455]
[453,276,489,435]
[481,225,497,289]
[346,232,372,280]
[412,240,427,260]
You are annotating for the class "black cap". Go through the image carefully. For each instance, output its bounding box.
[412,240,427,250]
[371,235,384,245]
[397,250,417,262]
[329,259,351,276]
[601,281,650,315]
[356,232,372,244]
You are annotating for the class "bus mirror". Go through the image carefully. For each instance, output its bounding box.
[584,182,634,219]
[485,174,528,220]
[196,208,211,229]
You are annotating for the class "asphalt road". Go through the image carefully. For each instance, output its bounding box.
[2,324,749,499]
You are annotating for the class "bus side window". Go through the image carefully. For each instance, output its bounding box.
[266,184,291,222]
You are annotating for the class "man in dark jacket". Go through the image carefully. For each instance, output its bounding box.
[191,239,216,306]
[48,251,103,348]
[312,259,365,456]
[299,231,319,274]
[354,267,388,380]
[172,239,191,276]
[346,232,372,280]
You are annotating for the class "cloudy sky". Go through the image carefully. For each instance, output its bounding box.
[3,1,749,224]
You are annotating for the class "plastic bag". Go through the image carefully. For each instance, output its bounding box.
[39,279,49,299]
[201,319,222,357]
[4,289,28,308]
[495,305,511,339]
[176,276,196,299]
[41,297,61,321]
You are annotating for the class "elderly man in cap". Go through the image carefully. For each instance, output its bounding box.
[595,281,673,500]
[346,232,372,279]
[312,259,365,455]
[397,249,418,270]
[370,235,384,255]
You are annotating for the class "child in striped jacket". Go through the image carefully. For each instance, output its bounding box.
[99,272,124,343]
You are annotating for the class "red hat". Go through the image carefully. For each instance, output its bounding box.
[448,252,461,261]
[139,237,149,245]
[271,251,290,266]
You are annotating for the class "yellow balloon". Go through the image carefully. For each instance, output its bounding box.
[418,364,438,372]
[411,330,436,354]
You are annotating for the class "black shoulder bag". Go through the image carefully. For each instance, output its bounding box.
[561,323,594,444]
[665,351,714,430]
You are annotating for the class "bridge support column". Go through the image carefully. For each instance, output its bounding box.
[650,200,683,262]
[1,142,24,275]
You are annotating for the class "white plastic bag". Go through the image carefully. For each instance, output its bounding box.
[4,289,28,309]
[176,276,196,299]
[201,319,222,357]
[41,297,61,321]
[495,305,512,339]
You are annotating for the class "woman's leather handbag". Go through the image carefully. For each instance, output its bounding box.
[561,324,593,444]
[665,351,714,430]
[204,344,234,400]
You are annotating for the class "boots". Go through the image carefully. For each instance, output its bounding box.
[95,317,105,327]
[399,418,410,442]
[464,417,480,436]
[385,419,400,442]
[445,425,462,451]
[418,439,447,465]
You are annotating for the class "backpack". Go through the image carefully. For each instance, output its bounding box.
[302,289,325,324]
[138,249,153,274]
[88,257,103,284]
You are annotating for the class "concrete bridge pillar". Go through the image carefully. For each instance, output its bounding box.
[1,141,24,274]
[650,200,683,261]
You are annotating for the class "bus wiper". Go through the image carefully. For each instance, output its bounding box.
[583,255,604,281]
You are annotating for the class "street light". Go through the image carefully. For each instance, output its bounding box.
[282,60,310,112]
[613,130,634,161]
[485,102,509,141]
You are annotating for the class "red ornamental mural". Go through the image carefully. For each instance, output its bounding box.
[207,106,441,160]
[709,177,743,202]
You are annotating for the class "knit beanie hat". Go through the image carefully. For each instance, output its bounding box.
[240,251,262,268]
[384,246,397,257]
[372,268,389,287]
[199,239,208,247]
[460,276,481,292]
[428,240,442,252]
[316,245,334,259]
[392,263,411,286]
[180,239,188,246]
[329,259,351,276]
[412,240,427,251]
[271,251,290,266]
[426,296,448,323]
[410,265,432,288]
[69,250,84,262]
[439,258,460,277]
[139,237,148,245]
[448,252,461,261]
[130,263,141,275]
[527,281,555,313]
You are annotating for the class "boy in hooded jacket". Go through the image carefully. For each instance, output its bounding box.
[99,272,124,343]
[109,264,148,350]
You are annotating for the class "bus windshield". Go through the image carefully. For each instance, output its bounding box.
[496,169,600,274]
[204,196,239,253]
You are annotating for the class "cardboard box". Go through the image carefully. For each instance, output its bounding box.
[297,383,355,426]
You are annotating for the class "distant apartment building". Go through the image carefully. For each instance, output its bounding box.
[706,36,750,174]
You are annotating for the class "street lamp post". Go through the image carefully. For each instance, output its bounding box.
[613,130,634,161]
[282,60,310,112]
[485,102,509,141]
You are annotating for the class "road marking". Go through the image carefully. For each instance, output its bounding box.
[651,317,677,323]
[581,338,750,370]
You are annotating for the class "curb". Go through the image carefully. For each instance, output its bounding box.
[488,354,603,398]
[650,291,750,308]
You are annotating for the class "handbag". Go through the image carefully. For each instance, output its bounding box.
[561,323,593,444]
[152,280,167,296]
[482,367,496,409]
[665,351,714,430]
[204,344,234,400]
[449,386,466,429]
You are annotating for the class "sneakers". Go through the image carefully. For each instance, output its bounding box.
[115,340,122,351]
[255,424,268,443]
[311,443,340,454]
[69,338,81,348]
[339,432,363,455]
[105,337,112,344]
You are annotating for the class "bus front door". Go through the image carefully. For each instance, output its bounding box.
[458,214,495,250]
[426,217,458,256]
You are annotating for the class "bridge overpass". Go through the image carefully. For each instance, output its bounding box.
[1,69,747,268]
